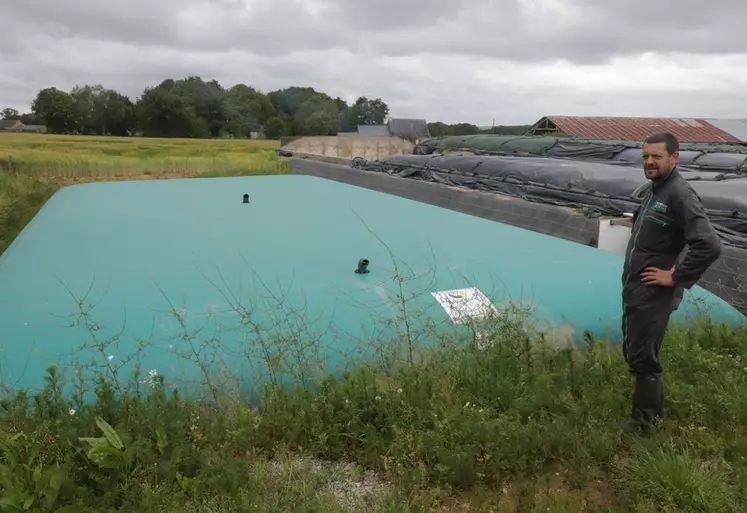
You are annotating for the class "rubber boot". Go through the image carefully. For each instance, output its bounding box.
[619,374,664,434]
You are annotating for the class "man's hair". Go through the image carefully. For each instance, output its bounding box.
[644,132,679,155]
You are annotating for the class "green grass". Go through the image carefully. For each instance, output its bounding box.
[1,293,746,512]
[0,173,59,256]
[0,133,290,257]
[0,133,288,178]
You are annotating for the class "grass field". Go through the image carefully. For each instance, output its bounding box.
[0,133,289,255]
[2,133,747,512]
[0,133,287,180]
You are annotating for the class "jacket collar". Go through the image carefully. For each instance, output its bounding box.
[652,165,678,190]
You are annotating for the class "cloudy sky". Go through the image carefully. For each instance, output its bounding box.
[2,0,747,125]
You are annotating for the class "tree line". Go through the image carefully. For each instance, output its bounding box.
[1,76,529,139]
[427,121,530,137]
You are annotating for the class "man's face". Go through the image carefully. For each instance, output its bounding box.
[642,142,678,180]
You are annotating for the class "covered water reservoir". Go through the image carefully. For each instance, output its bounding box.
[0,175,743,399]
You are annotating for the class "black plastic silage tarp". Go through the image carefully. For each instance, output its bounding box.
[545,141,631,160]
[357,154,747,249]
[417,135,747,174]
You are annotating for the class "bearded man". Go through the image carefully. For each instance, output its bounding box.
[619,132,722,433]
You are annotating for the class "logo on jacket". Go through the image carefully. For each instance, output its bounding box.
[653,200,668,213]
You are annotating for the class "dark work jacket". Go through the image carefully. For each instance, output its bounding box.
[621,166,722,308]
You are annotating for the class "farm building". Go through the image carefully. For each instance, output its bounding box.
[525,116,747,143]
[339,118,430,143]
[0,120,47,133]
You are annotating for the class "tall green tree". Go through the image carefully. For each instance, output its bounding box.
[1,108,19,120]
[263,116,286,139]
[349,96,389,126]
[135,86,208,138]
[223,84,278,138]
[31,87,75,133]
[69,84,102,134]
[333,97,355,133]
[97,89,137,136]
[48,85,137,136]
[169,77,226,136]
[293,94,340,135]
[268,86,342,136]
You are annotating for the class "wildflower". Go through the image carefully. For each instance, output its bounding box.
[107,355,114,361]
[69,409,76,416]
[397,388,403,394]
[148,369,158,378]
[375,395,381,401]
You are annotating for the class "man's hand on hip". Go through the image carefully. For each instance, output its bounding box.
[641,266,675,287]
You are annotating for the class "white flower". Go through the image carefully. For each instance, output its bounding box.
[69,409,76,416]
[107,355,114,361]
[397,388,403,394]
[148,369,158,378]
[375,396,381,401]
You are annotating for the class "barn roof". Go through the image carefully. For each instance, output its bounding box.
[0,120,22,130]
[387,118,430,140]
[526,116,744,143]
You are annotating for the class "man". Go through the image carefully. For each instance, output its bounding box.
[619,132,722,433]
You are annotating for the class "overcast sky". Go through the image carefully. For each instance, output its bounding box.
[2,0,747,125]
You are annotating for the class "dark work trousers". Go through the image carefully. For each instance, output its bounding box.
[621,285,682,421]
[622,301,674,376]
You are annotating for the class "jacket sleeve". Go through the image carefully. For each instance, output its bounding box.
[671,185,722,289]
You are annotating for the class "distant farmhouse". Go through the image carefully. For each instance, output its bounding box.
[339,118,430,143]
[525,116,747,144]
[0,120,47,133]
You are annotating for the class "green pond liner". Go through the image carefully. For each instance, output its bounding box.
[0,175,743,401]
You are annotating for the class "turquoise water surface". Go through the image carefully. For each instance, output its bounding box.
[0,175,743,398]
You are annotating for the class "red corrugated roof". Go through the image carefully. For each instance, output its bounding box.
[545,116,742,143]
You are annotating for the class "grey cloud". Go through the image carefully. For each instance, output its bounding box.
[363,0,747,64]
[3,0,746,63]
[1,0,349,55]
[328,0,472,29]
[175,0,345,54]
[2,0,183,47]
[2,0,747,124]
